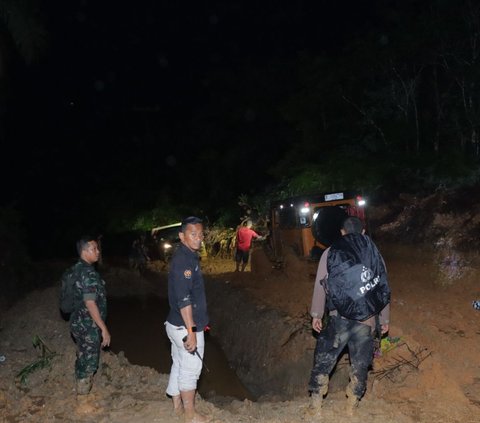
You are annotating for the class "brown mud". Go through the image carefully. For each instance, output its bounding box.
[1,189,480,422]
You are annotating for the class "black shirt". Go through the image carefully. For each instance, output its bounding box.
[167,243,209,330]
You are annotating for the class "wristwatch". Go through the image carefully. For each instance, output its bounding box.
[187,326,197,333]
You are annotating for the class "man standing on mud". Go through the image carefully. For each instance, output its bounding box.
[235,219,265,272]
[70,236,111,395]
[308,217,390,415]
[165,216,210,423]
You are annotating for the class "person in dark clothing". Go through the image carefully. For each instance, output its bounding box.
[308,216,390,415]
[165,217,210,423]
[129,236,150,273]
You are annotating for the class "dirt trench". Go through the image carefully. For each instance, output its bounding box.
[206,279,314,399]
[204,240,363,400]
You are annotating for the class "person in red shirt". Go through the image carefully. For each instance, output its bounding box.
[235,220,265,272]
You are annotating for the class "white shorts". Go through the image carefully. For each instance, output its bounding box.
[165,321,205,395]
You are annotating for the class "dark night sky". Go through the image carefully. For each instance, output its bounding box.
[3,0,384,244]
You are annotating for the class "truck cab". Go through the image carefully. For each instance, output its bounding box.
[269,191,366,260]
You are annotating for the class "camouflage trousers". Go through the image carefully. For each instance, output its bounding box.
[309,315,373,399]
[71,319,101,380]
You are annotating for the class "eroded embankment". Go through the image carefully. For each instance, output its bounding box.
[206,278,315,399]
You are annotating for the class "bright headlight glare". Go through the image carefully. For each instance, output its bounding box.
[300,207,310,214]
[163,243,172,249]
[358,200,366,207]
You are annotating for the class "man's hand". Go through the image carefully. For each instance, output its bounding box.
[101,328,111,347]
[183,332,197,353]
[312,317,323,333]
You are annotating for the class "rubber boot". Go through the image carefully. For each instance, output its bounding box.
[76,377,92,395]
[310,392,323,411]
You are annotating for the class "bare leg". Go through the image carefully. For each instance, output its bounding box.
[180,390,208,423]
[172,394,183,416]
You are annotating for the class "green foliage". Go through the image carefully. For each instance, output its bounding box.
[203,225,236,258]
[65,1,480,234]
[263,0,480,182]
[213,207,242,228]
[0,0,48,64]
[268,156,388,202]
[378,152,480,193]
[131,204,180,231]
[277,166,333,197]
[31,0,480,238]
[16,335,57,385]
[103,190,184,233]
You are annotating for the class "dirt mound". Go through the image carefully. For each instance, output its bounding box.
[370,187,480,251]
[1,255,478,422]
[368,188,480,286]
[0,283,224,423]
[0,282,415,422]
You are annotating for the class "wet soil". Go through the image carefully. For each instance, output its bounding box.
[0,245,479,423]
[1,189,480,422]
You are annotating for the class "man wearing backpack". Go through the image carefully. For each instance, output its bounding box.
[68,236,111,395]
[308,216,390,415]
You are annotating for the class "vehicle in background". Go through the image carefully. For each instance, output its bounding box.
[151,223,182,262]
[269,191,367,261]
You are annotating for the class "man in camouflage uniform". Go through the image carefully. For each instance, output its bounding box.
[70,235,111,395]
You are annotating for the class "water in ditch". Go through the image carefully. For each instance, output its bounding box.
[107,295,256,402]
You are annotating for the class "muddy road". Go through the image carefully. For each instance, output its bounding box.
[0,237,479,422]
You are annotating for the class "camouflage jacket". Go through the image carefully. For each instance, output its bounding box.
[70,259,107,326]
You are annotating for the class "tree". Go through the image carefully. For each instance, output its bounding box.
[0,0,47,142]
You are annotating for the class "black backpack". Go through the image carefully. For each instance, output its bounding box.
[59,264,79,314]
[325,233,390,321]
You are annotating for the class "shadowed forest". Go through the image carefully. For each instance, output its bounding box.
[1,1,480,256]
[2,3,480,421]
